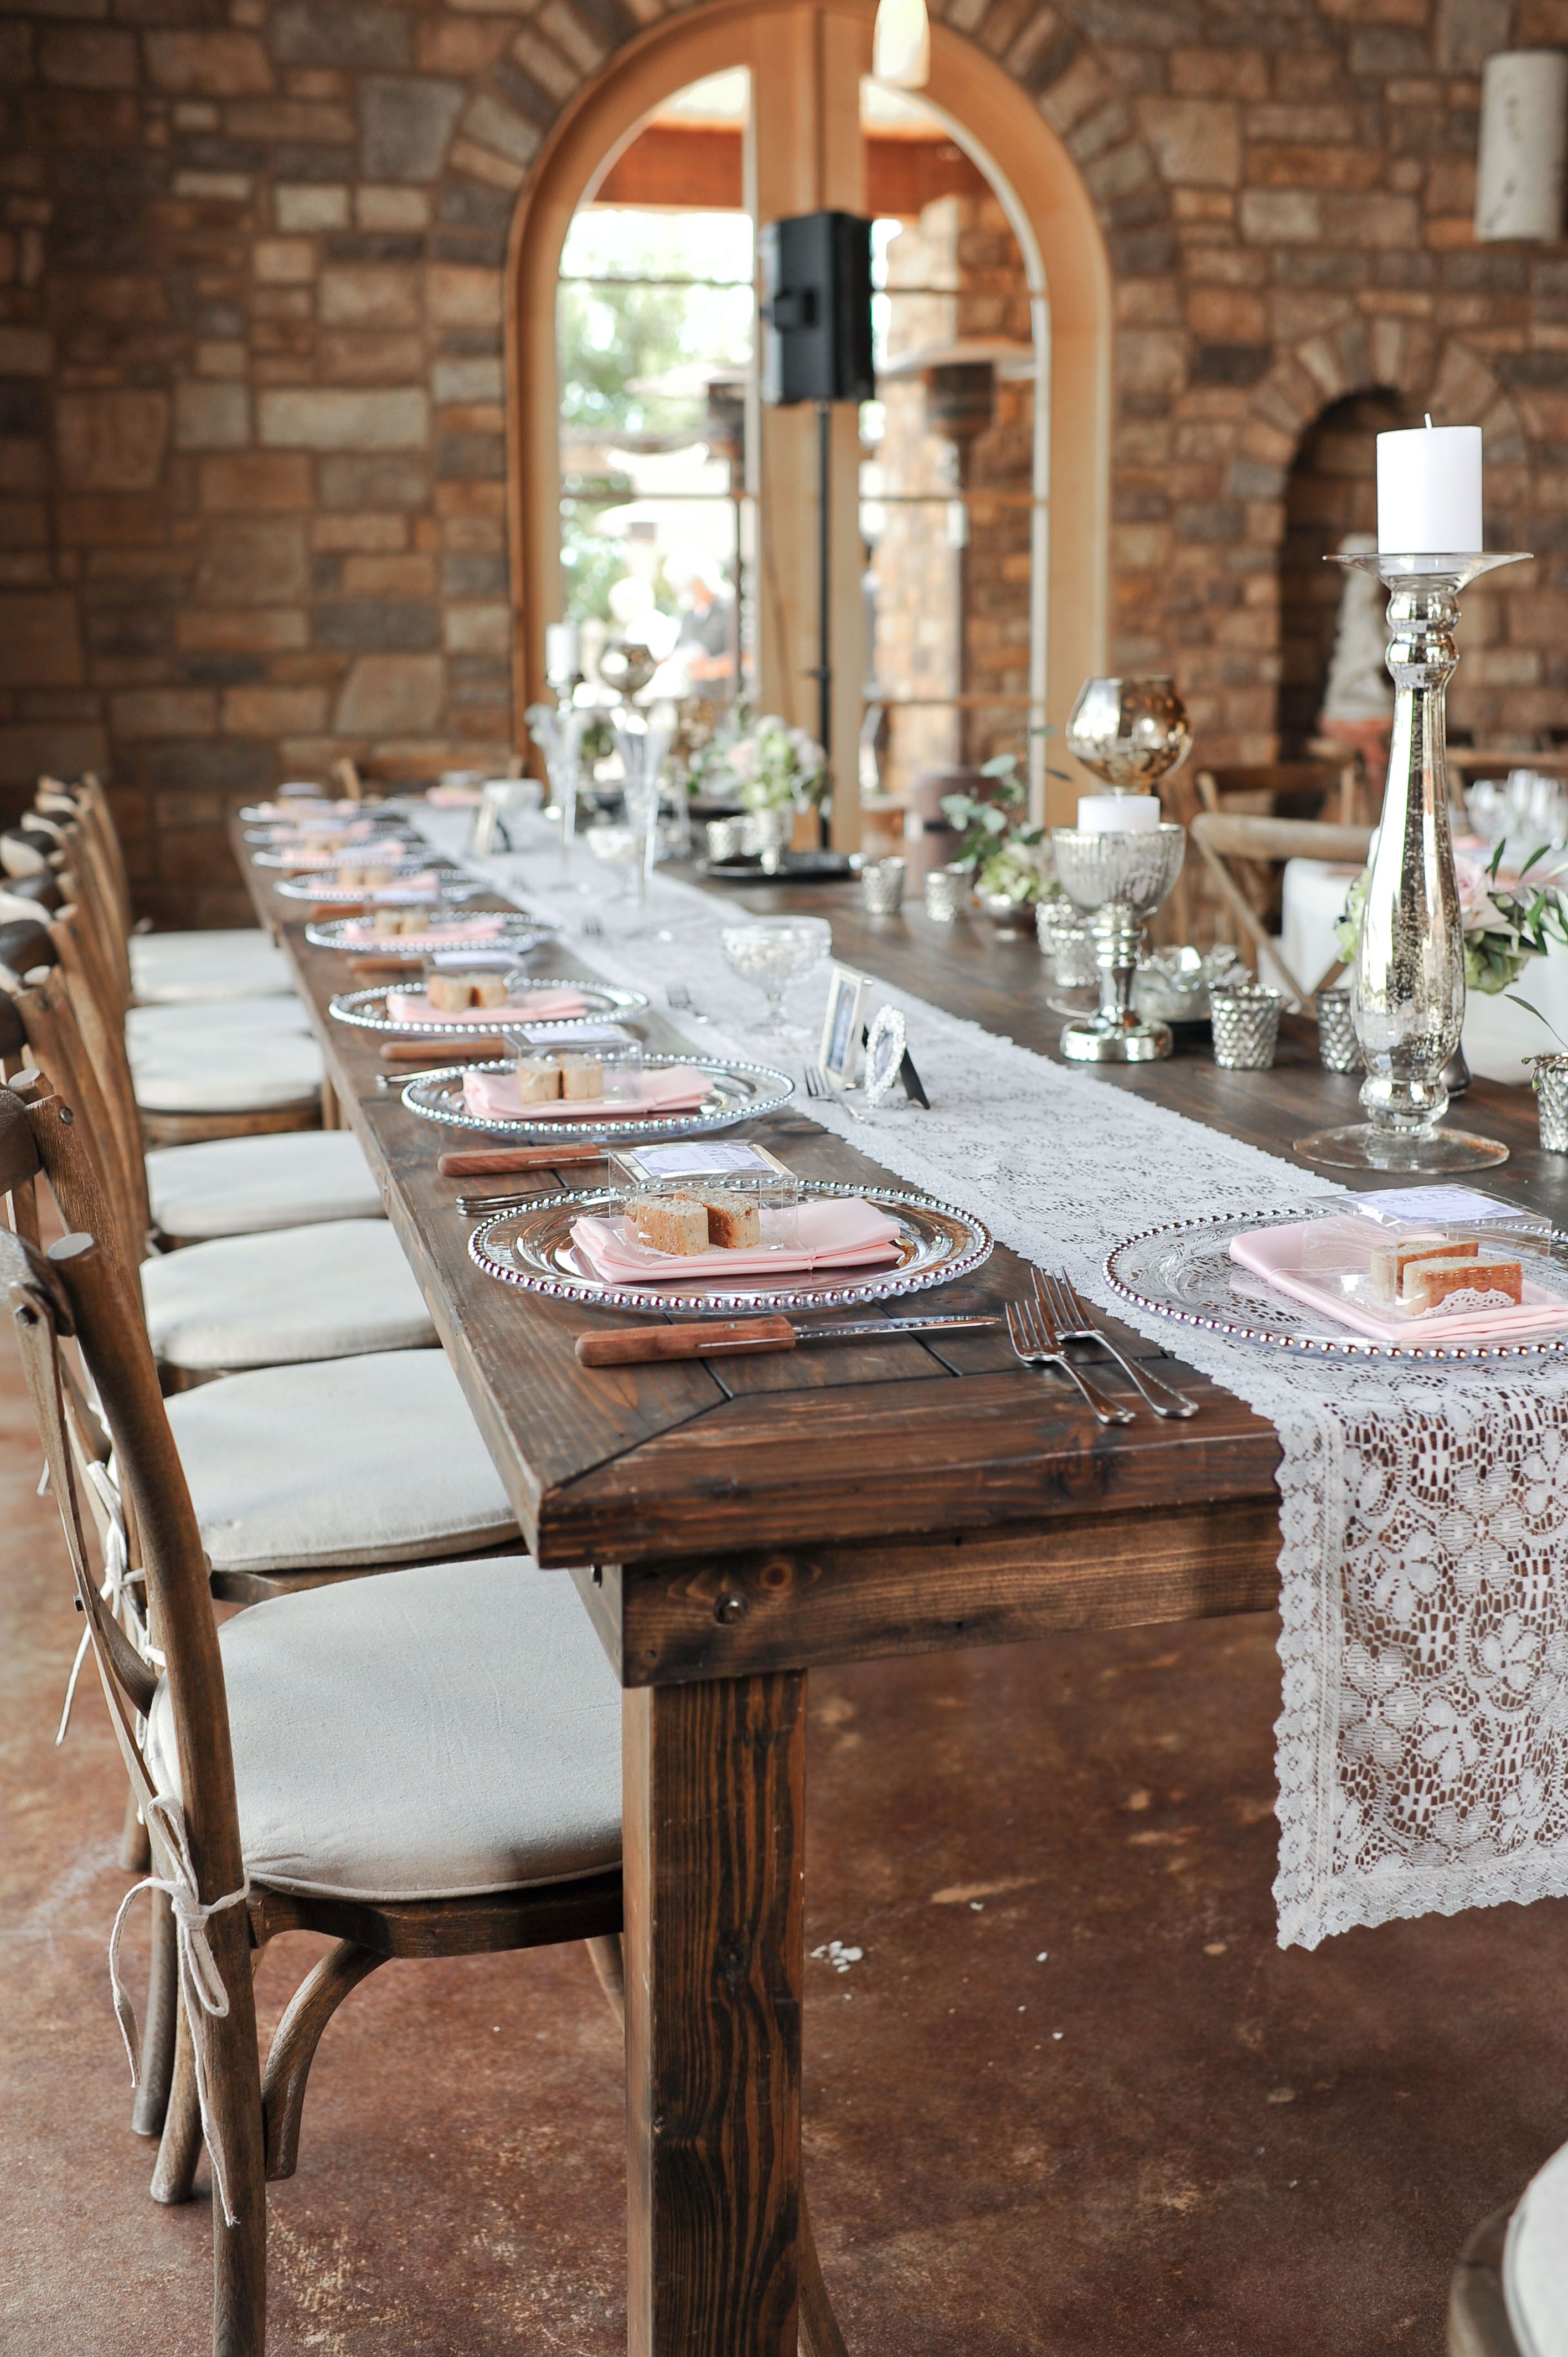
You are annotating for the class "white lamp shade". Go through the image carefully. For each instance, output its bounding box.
[1476,50,1568,242]
[873,0,930,90]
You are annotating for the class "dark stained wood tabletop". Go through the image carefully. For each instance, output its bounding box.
[242,818,1568,1609]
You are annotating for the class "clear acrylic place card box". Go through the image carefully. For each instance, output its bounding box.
[610,1139,801,1252]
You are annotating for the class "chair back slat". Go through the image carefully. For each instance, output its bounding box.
[1191,811,1373,1006]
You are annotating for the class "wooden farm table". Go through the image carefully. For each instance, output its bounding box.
[232,819,1568,2355]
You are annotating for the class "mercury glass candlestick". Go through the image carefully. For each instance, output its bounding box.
[1049,822,1187,1061]
[1296,550,1529,1172]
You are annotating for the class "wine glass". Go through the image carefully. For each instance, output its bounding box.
[719,917,832,1036]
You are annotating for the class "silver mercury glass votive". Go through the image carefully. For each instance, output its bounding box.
[1532,1055,1568,1152]
[924,864,969,923]
[860,856,906,914]
[1036,898,1099,989]
[1210,981,1284,1071]
[705,816,745,863]
[1316,985,1363,1073]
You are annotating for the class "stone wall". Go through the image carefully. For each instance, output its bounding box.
[2,0,1566,918]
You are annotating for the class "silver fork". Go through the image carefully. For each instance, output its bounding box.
[578,913,604,939]
[803,1062,866,1122]
[666,982,710,1025]
[1004,1296,1133,1425]
[1034,1269,1198,1419]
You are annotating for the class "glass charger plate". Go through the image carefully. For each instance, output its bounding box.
[404,1052,795,1142]
[470,1179,992,1315]
[329,977,648,1034]
[275,869,465,903]
[305,914,552,956]
[249,837,417,866]
[1105,1210,1568,1362]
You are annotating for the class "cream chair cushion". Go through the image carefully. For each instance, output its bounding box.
[144,1558,621,1901]
[141,1220,435,1370]
[1507,2138,1568,2357]
[131,928,293,1004]
[126,996,312,1051]
[164,1349,519,1573]
[129,1026,324,1114]
[146,1130,384,1241]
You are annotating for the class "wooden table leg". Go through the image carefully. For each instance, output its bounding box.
[623,1670,806,2357]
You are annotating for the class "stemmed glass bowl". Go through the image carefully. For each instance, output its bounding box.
[719,916,832,1036]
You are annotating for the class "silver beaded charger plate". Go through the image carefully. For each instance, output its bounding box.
[248,836,417,866]
[304,913,550,956]
[1106,1210,1568,1361]
[328,977,649,1034]
[274,867,462,903]
[403,1052,794,1142]
[469,1181,992,1316]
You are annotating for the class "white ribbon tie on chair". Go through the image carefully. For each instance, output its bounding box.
[54,1460,159,1746]
[109,1792,249,2226]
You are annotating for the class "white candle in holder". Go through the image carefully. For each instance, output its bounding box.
[544,620,580,684]
[1376,419,1482,555]
[1077,792,1160,832]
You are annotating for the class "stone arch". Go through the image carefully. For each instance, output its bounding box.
[400,0,1113,811]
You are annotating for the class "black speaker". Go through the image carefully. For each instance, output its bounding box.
[759,210,875,406]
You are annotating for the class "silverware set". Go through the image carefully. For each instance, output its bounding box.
[666,983,710,1025]
[1006,1268,1196,1423]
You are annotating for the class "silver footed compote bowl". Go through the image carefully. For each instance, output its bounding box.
[1066,677,1193,790]
[1049,824,1187,1062]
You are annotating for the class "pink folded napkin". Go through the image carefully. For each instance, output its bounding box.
[570,1196,902,1284]
[462,1064,710,1121]
[1229,1216,1568,1345]
[341,915,508,948]
[426,784,484,807]
[384,987,589,1026]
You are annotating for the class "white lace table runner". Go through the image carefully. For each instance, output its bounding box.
[410,807,1568,1950]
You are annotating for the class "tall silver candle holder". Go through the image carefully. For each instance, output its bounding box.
[1295,549,1529,1172]
[1049,822,1187,1061]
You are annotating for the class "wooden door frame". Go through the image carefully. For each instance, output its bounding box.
[505,0,1111,837]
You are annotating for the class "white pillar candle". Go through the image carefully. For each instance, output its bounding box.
[544,621,580,685]
[1077,792,1160,832]
[1376,420,1483,555]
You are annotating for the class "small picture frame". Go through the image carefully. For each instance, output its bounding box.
[863,1005,908,1108]
[820,963,870,1085]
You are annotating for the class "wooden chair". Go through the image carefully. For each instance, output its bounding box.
[1448,2145,1567,2356]
[1,927,434,1383]
[1189,812,1374,1008]
[30,802,324,1150]
[1,1147,846,2357]
[1159,757,1364,949]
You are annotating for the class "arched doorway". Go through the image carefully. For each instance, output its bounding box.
[507,0,1111,839]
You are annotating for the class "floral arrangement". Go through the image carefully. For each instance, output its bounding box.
[718,712,829,811]
[940,753,1057,905]
[1334,841,1568,995]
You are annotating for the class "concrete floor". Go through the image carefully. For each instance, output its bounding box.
[2,1325,1561,2357]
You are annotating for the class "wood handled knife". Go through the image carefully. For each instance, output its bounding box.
[576,1313,998,1366]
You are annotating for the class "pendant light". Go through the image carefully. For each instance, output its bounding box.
[873,0,930,90]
